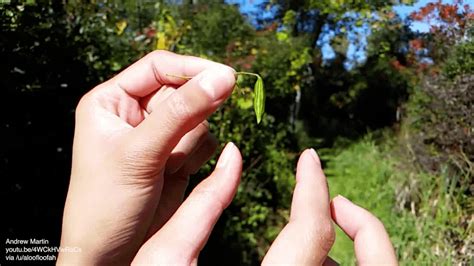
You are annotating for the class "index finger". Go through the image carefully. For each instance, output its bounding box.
[263,149,335,265]
[132,143,242,264]
[113,50,230,97]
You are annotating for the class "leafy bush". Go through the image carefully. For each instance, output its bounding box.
[403,71,473,190]
[324,136,472,264]
[444,41,474,79]
[321,137,396,263]
[2,1,471,265]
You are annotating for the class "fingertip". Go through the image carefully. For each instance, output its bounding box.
[309,148,321,165]
[226,141,239,153]
[331,194,351,207]
[216,142,241,169]
[213,142,242,192]
[197,67,236,102]
[228,142,242,163]
[330,195,362,238]
[296,148,322,182]
[227,142,242,159]
[291,148,330,221]
[144,144,242,261]
[331,195,378,229]
[220,64,237,77]
[330,195,352,228]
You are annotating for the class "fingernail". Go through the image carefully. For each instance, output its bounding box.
[336,194,350,202]
[309,148,321,164]
[198,67,235,101]
[216,142,235,169]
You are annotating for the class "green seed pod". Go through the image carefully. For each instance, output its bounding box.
[166,71,266,125]
[253,75,265,124]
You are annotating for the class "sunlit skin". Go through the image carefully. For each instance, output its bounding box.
[164,71,265,123]
[58,51,398,265]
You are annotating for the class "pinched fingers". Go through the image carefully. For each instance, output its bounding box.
[114,50,232,97]
[123,65,235,176]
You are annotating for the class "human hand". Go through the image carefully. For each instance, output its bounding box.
[133,148,397,265]
[262,149,398,265]
[58,51,236,264]
[131,142,242,265]
[329,195,398,265]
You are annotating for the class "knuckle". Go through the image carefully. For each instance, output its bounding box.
[166,93,191,124]
[75,92,92,114]
[317,219,336,252]
[302,218,335,253]
[371,215,388,232]
[75,93,95,120]
[139,245,190,265]
[193,122,210,139]
[75,83,107,117]
[200,120,210,132]
[192,186,225,211]
[148,49,168,58]
[115,142,164,182]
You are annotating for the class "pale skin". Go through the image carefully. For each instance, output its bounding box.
[58,50,398,265]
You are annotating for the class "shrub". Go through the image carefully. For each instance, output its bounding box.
[444,42,474,79]
[324,136,472,264]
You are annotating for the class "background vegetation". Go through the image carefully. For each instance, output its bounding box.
[1,0,472,264]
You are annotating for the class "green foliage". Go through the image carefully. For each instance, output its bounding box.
[269,0,415,65]
[206,90,297,263]
[3,0,472,265]
[404,72,473,176]
[252,35,310,98]
[232,72,266,124]
[324,136,472,264]
[390,168,471,264]
[388,21,473,265]
[152,3,300,262]
[322,137,396,264]
[443,41,474,79]
[176,2,254,57]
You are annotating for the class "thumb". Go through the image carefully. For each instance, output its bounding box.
[126,66,235,170]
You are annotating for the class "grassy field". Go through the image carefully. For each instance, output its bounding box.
[323,136,472,265]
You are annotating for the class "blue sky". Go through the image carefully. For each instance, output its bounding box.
[227,0,472,32]
[393,0,465,32]
[226,0,471,67]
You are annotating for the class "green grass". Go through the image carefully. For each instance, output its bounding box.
[321,136,472,265]
[322,139,395,264]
